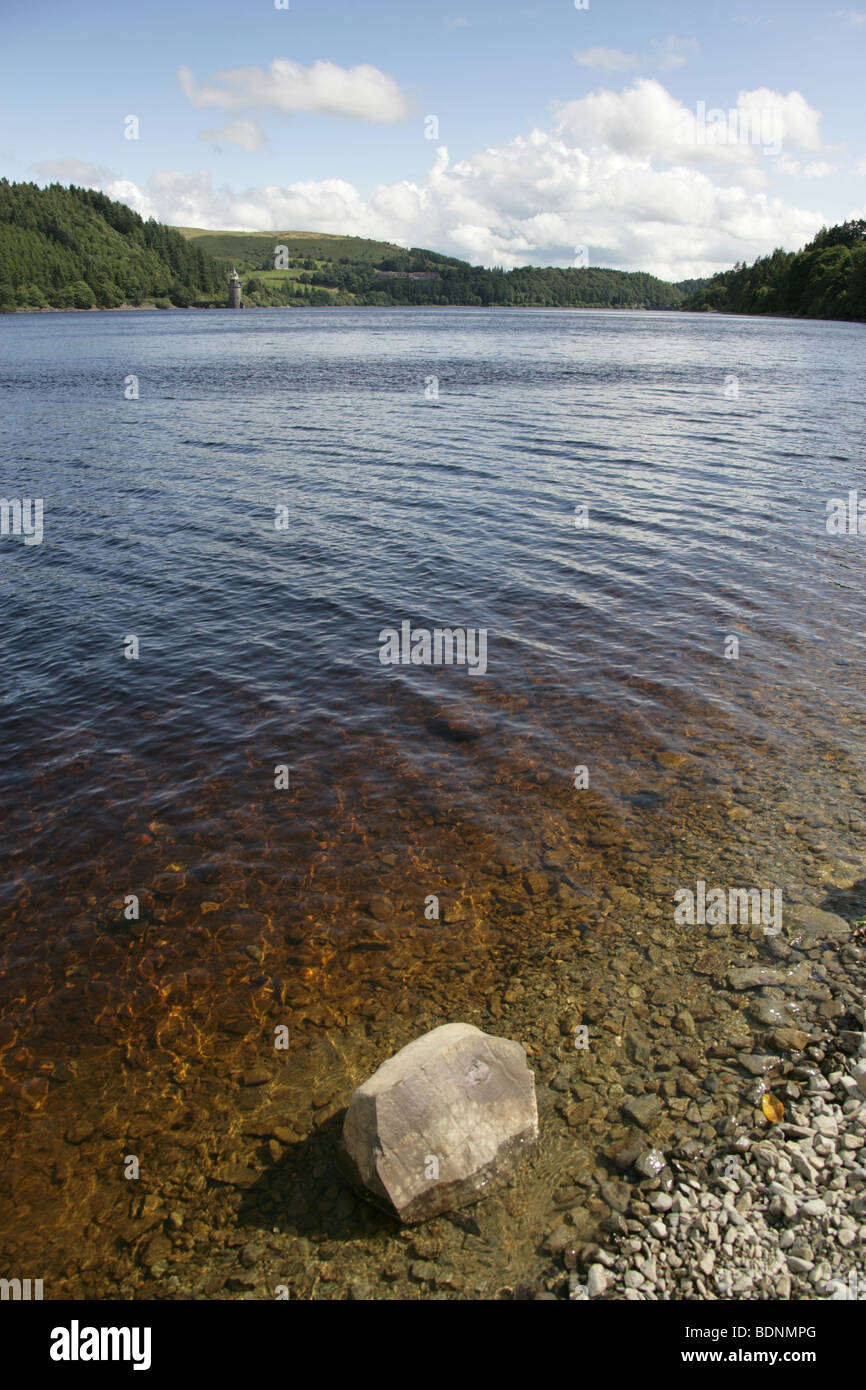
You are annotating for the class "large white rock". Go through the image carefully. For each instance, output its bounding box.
[338,1023,538,1223]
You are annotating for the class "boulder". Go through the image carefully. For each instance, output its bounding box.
[338,1023,538,1223]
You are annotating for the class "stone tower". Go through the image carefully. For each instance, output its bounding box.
[228,268,242,309]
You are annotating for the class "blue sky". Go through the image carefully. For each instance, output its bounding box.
[2,0,865,278]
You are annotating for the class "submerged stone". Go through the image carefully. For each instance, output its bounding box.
[785,904,850,942]
[338,1023,538,1223]
[622,1094,664,1128]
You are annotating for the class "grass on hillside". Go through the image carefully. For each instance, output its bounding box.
[173,228,407,267]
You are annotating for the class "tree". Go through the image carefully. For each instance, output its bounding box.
[70,280,95,309]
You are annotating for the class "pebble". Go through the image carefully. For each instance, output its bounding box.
[622,1094,663,1128]
[649,1192,672,1212]
[634,1148,666,1179]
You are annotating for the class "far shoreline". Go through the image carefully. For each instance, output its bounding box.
[2,303,863,325]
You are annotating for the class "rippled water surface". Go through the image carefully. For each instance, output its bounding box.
[1,306,864,1295]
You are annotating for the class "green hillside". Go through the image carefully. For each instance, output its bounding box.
[178,225,686,309]
[683,220,866,322]
[0,180,226,309]
[175,227,408,269]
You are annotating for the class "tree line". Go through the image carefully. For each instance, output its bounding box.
[0,180,225,309]
[683,220,866,321]
[255,256,687,309]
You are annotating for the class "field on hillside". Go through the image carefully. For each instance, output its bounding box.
[173,228,408,270]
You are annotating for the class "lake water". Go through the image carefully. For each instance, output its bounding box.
[1,306,864,1296]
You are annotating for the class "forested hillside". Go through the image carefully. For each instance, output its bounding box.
[292,258,685,308]
[194,228,687,308]
[0,180,225,309]
[683,220,866,321]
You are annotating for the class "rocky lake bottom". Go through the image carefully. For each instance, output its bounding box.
[2,695,864,1301]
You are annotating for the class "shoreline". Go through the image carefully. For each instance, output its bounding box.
[2,303,674,315]
[2,304,862,324]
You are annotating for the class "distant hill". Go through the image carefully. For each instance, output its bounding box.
[0,180,225,309]
[682,221,866,322]
[176,225,686,309]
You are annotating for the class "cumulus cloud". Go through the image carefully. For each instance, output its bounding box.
[199,118,268,151]
[554,80,822,167]
[178,58,408,123]
[737,88,823,149]
[575,36,698,72]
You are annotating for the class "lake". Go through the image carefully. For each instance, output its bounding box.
[0,306,864,1296]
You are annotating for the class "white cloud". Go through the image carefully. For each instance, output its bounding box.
[575,36,698,72]
[29,157,114,183]
[737,88,822,149]
[199,118,268,151]
[555,80,822,166]
[178,58,408,124]
[574,47,637,72]
[834,9,866,24]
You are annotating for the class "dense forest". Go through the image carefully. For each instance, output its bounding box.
[0,180,225,309]
[286,258,687,308]
[232,239,689,308]
[683,220,866,321]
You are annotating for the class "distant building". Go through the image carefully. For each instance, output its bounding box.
[228,268,242,309]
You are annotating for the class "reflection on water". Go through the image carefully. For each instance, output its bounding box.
[0,308,864,1295]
